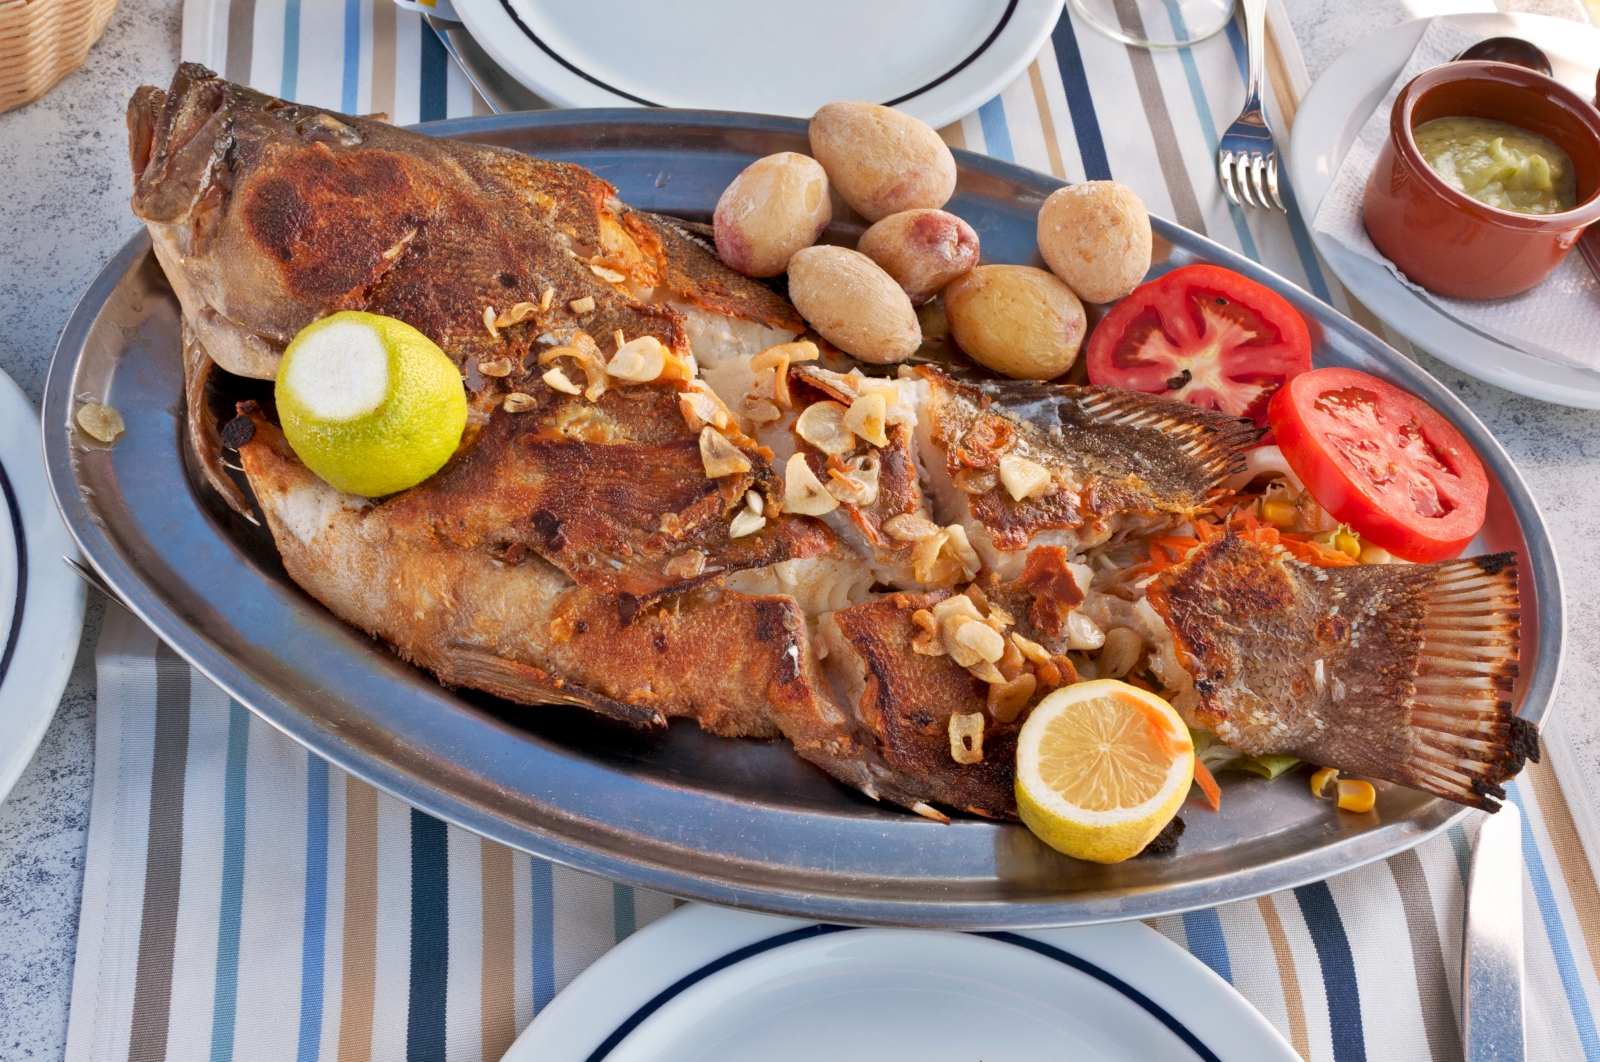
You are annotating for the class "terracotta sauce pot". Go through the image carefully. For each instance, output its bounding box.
[1363,60,1600,300]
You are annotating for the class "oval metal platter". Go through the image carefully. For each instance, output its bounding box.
[44,111,1563,927]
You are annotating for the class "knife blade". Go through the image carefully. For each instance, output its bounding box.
[424,15,551,116]
[1462,802,1524,1062]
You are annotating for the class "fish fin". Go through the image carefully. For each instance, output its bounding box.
[183,321,255,516]
[439,645,666,728]
[1404,552,1530,811]
[1064,386,1264,492]
[922,369,1262,519]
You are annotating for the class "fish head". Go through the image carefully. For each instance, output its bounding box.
[128,64,232,226]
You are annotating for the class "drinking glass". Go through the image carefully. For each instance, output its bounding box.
[1068,0,1235,48]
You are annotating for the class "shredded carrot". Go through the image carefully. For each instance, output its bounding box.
[1279,538,1359,568]
[1208,494,1253,519]
[1148,536,1201,571]
[1192,758,1222,811]
[1127,694,1178,755]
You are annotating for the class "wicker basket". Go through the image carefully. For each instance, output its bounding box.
[0,0,120,115]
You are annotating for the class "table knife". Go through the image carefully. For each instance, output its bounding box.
[1462,802,1524,1062]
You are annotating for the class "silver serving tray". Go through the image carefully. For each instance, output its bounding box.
[44,111,1563,927]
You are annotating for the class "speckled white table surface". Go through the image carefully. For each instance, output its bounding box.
[1,1,1596,1058]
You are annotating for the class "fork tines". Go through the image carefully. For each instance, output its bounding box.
[1218,149,1284,211]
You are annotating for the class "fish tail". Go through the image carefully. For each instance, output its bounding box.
[1406,551,1534,811]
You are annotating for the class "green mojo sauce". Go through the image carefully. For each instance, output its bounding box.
[1413,116,1577,215]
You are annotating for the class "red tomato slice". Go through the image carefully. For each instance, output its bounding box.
[1267,368,1488,562]
[1085,264,1312,426]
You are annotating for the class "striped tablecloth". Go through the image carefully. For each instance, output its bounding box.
[64,3,1600,1060]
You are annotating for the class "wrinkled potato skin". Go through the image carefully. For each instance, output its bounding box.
[787,245,921,364]
[713,152,833,277]
[857,209,980,305]
[809,102,957,222]
[1036,181,1152,304]
[942,265,1086,380]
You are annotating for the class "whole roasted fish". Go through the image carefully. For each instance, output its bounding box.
[131,65,1532,827]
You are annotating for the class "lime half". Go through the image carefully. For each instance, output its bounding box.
[275,311,467,497]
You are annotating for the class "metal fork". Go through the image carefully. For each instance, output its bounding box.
[1217,0,1284,210]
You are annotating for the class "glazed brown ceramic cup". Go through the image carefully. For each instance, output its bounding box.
[1363,60,1600,300]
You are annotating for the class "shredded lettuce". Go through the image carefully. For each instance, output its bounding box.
[1190,729,1300,781]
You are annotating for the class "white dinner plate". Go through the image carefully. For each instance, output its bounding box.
[505,905,1298,1062]
[0,369,85,804]
[451,0,1066,129]
[1289,13,1600,409]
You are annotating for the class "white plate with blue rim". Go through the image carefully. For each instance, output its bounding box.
[448,0,1066,129]
[0,369,86,804]
[504,904,1298,1062]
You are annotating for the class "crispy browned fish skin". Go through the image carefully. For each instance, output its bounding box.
[824,592,1024,819]
[128,64,798,511]
[234,413,926,803]
[390,382,832,619]
[921,368,1261,549]
[790,365,925,553]
[1145,531,1534,810]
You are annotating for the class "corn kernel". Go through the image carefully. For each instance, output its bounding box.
[1260,499,1298,528]
[1334,531,1362,560]
[1310,766,1339,799]
[1336,779,1376,813]
[1359,543,1393,565]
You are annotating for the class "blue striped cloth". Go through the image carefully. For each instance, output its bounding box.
[65,606,1600,1062]
[67,4,1600,1061]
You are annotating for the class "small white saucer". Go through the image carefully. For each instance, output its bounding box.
[1289,13,1600,409]
[0,370,86,804]
[504,904,1298,1062]
[450,0,1066,129]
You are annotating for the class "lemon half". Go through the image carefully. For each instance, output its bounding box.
[1015,679,1195,864]
[276,311,467,497]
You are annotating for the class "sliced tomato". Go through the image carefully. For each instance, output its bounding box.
[1267,368,1487,562]
[1085,264,1312,426]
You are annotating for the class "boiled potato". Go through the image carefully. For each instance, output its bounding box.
[942,265,1085,380]
[809,102,957,222]
[713,152,832,277]
[787,245,921,364]
[1036,181,1151,304]
[857,209,979,305]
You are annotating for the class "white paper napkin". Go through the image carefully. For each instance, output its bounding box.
[1311,17,1600,374]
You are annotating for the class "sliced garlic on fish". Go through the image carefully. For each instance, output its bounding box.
[826,454,880,508]
[883,513,940,541]
[795,400,855,455]
[728,505,765,539]
[998,453,1052,501]
[782,453,839,516]
[1065,609,1105,651]
[607,336,666,382]
[843,392,889,447]
[699,427,752,478]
